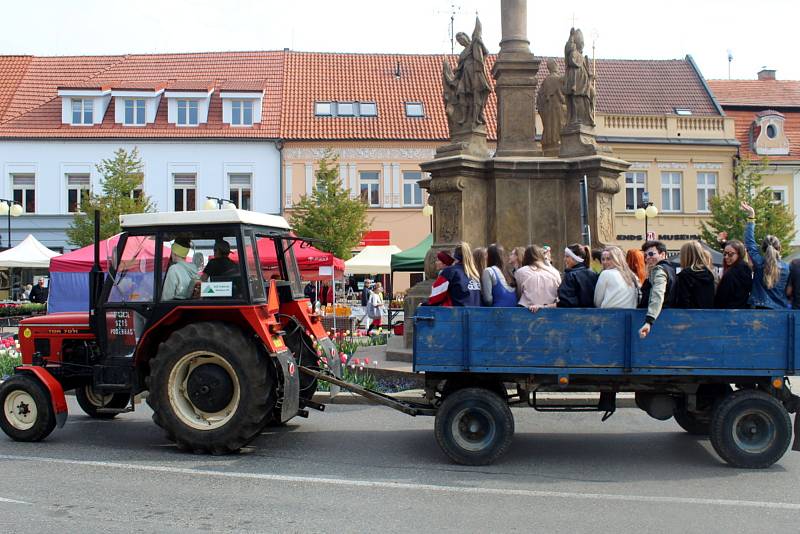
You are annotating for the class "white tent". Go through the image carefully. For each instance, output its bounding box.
[0,234,61,268]
[344,245,402,275]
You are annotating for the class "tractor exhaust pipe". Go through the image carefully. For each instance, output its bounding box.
[89,210,103,331]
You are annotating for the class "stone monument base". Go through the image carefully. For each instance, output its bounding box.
[559,123,608,157]
[436,127,490,159]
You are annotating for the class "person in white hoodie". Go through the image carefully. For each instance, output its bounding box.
[594,245,639,309]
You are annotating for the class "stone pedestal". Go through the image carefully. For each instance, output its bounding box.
[435,126,490,159]
[559,123,609,158]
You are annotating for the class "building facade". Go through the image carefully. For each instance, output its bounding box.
[708,70,800,246]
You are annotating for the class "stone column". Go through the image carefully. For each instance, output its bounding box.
[492,0,541,157]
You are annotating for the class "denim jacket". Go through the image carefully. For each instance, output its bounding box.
[744,222,790,309]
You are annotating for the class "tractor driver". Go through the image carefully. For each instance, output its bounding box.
[161,238,199,300]
[201,239,238,282]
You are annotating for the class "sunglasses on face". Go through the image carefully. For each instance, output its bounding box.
[723,251,737,257]
[645,251,659,257]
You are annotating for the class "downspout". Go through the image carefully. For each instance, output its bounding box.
[276,138,285,216]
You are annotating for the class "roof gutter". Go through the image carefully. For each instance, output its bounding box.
[686,54,725,116]
[276,138,285,216]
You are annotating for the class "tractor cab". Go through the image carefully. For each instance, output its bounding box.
[3,209,337,452]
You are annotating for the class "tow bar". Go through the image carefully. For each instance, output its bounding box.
[299,366,436,417]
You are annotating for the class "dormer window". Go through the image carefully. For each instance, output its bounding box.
[177,100,199,126]
[124,99,146,125]
[231,100,254,126]
[71,99,93,125]
[751,110,790,156]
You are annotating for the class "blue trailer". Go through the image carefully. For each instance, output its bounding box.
[407,307,800,468]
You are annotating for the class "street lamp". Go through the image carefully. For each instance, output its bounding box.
[0,199,23,250]
[634,192,658,241]
[203,196,236,210]
[422,204,433,234]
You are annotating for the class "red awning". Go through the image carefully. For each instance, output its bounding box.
[359,230,390,247]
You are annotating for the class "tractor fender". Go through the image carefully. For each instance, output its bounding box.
[15,366,68,428]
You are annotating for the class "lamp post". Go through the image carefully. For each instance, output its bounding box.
[422,204,433,235]
[634,192,658,241]
[0,199,23,250]
[203,196,236,210]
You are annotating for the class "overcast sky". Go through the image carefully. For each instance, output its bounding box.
[2,0,798,81]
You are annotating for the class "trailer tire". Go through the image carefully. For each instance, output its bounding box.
[709,389,792,468]
[146,322,276,454]
[0,375,56,442]
[434,387,514,466]
[76,386,129,419]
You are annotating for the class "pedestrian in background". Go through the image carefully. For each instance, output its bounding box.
[714,239,752,309]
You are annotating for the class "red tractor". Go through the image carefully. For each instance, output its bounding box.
[0,209,340,453]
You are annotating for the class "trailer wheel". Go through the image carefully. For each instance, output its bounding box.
[434,388,514,466]
[709,389,792,468]
[0,375,56,442]
[76,385,129,419]
[146,322,276,454]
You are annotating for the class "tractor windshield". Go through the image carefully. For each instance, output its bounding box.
[108,234,158,303]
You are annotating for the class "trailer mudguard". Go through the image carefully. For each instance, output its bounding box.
[15,366,68,428]
[275,351,300,423]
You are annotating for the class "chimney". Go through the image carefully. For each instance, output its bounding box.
[758,68,776,80]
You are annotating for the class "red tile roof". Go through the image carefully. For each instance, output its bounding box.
[281,53,721,141]
[707,79,800,108]
[164,80,215,92]
[0,52,284,138]
[0,51,720,141]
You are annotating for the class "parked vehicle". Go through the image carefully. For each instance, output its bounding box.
[0,210,338,453]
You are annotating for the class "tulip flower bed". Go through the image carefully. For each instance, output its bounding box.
[0,336,22,380]
[0,303,46,317]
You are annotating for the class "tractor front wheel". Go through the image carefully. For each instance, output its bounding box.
[146,322,276,454]
[0,375,56,442]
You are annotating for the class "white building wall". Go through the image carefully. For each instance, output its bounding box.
[0,140,280,249]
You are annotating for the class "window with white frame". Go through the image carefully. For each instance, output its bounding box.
[11,174,35,213]
[124,99,146,125]
[71,99,93,125]
[67,174,91,213]
[660,171,682,212]
[173,174,196,211]
[402,171,423,207]
[624,172,646,211]
[405,102,424,117]
[314,102,332,116]
[696,172,717,212]
[131,187,144,201]
[359,102,377,116]
[231,100,254,126]
[770,187,787,206]
[359,171,380,207]
[177,100,199,126]
[229,173,252,210]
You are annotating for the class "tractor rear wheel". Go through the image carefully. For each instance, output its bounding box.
[76,385,129,419]
[0,374,56,442]
[146,322,276,454]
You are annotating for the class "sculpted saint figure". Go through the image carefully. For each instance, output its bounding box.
[537,58,566,151]
[442,17,491,132]
[562,28,595,127]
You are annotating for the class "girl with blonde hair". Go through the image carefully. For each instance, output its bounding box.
[594,246,639,308]
[514,245,562,312]
[432,241,482,307]
[675,241,716,309]
[741,201,789,309]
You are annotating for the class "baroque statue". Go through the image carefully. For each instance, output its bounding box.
[537,58,566,155]
[562,27,595,128]
[443,17,491,134]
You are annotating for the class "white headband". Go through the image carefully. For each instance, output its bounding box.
[564,247,583,263]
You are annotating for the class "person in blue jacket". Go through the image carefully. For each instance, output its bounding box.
[741,201,790,309]
[439,242,482,307]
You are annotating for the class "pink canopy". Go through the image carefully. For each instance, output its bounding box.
[49,235,164,273]
[233,238,344,281]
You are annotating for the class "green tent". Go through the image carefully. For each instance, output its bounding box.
[390,233,433,272]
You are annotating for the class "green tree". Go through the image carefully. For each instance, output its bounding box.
[290,149,370,259]
[699,157,796,251]
[66,148,154,247]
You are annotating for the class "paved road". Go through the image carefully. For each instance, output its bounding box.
[0,398,798,533]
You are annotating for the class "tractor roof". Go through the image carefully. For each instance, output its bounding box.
[120,209,291,230]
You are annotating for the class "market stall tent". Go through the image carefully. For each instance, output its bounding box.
[0,234,60,269]
[390,234,432,273]
[231,238,345,281]
[345,245,402,275]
